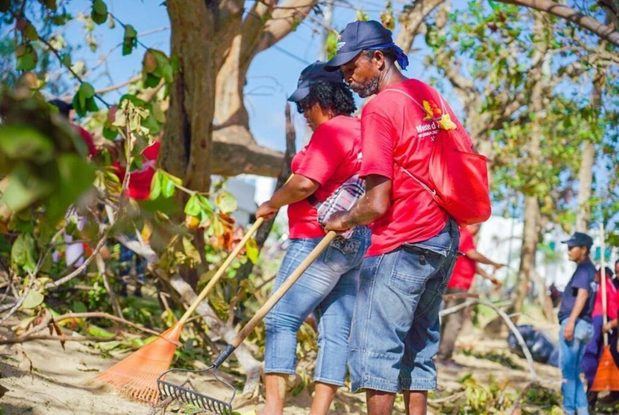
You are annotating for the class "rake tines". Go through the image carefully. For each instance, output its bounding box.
[157,368,235,415]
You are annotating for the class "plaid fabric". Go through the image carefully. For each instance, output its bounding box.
[315,175,365,238]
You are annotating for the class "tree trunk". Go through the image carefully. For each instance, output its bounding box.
[162,0,316,184]
[575,141,595,231]
[163,0,240,192]
[512,195,540,315]
[575,49,606,231]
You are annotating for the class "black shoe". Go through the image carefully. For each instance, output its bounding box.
[134,284,142,297]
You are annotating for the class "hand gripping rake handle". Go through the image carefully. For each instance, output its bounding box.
[211,231,337,368]
[177,217,264,327]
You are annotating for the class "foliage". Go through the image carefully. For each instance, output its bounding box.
[425,1,618,230]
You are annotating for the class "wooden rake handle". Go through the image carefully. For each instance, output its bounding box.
[212,231,337,368]
[178,217,265,326]
[600,223,609,346]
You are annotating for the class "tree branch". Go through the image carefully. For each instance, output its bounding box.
[254,0,317,54]
[396,0,446,54]
[498,0,619,46]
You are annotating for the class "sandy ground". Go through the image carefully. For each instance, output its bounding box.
[0,328,562,415]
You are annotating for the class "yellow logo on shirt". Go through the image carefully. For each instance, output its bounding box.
[421,100,457,131]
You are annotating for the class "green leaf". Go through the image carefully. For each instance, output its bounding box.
[0,124,54,162]
[72,82,97,116]
[23,22,39,41]
[325,30,338,60]
[149,170,162,199]
[356,9,369,21]
[21,290,44,309]
[161,174,175,198]
[215,191,237,214]
[46,154,95,222]
[79,82,95,99]
[11,233,37,273]
[16,48,37,71]
[182,237,201,264]
[197,195,214,212]
[87,324,116,339]
[0,163,52,212]
[91,0,108,24]
[245,238,259,264]
[122,24,137,56]
[184,194,201,216]
[71,301,88,313]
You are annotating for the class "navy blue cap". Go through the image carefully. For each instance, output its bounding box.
[325,20,394,70]
[562,232,593,248]
[288,61,343,102]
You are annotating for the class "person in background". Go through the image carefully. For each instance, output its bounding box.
[558,232,596,415]
[48,99,98,269]
[437,223,504,367]
[582,265,619,410]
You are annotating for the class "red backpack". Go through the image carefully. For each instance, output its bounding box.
[386,89,491,225]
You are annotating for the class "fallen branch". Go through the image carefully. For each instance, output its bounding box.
[44,233,109,289]
[440,299,539,381]
[16,311,160,342]
[0,334,112,345]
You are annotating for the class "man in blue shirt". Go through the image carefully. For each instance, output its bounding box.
[558,231,596,415]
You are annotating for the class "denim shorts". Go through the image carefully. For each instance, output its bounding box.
[348,220,459,393]
[264,226,371,385]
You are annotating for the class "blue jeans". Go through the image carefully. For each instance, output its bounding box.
[348,220,459,393]
[264,227,370,385]
[559,318,594,415]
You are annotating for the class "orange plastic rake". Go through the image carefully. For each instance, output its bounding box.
[96,217,264,404]
[591,223,619,392]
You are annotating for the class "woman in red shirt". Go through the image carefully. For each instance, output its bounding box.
[256,62,370,415]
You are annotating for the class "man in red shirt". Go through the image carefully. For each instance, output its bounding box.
[325,21,464,415]
[437,223,504,366]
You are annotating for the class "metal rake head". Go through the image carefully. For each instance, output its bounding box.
[157,367,236,415]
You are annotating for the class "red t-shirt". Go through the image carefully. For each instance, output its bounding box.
[360,78,470,255]
[288,115,362,238]
[593,276,619,319]
[447,226,476,290]
[113,141,160,200]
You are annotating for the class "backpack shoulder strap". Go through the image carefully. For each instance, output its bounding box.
[394,160,437,200]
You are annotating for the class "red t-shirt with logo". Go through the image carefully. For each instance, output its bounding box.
[593,276,619,319]
[359,79,470,255]
[288,115,362,238]
[448,226,477,290]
